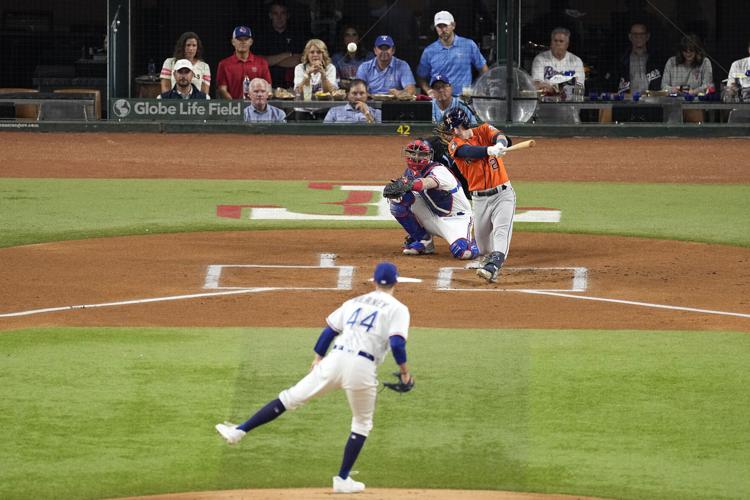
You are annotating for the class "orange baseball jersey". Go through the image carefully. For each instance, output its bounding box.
[447,123,509,192]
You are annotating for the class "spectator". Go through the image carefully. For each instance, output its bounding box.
[293,39,338,97]
[662,34,713,95]
[253,1,308,89]
[355,35,416,97]
[331,24,374,89]
[416,10,488,97]
[615,23,663,93]
[430,74,477,126]
[724,39,749,99]
[243,78,287,122]
[160,32,211,95]
[216,25,272,100]
[158,59,209,100]
[324,79,381,123]
[531,27,585,96]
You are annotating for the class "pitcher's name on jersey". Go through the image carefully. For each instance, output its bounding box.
[354,295,390,309]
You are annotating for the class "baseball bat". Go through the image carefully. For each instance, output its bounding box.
[505,139,536,152]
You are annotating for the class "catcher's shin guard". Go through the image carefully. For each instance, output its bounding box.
[389,194,429,243]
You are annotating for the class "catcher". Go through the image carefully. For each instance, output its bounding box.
[383,139,478,259]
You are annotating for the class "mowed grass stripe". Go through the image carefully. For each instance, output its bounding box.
[0,179,749,247]
[0,327,748,500]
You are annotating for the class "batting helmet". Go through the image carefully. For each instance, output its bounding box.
[403,139,433,173]
[443,108,471,131]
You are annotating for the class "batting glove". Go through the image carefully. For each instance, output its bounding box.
[487,143,507,157]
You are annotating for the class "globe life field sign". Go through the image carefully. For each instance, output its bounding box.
[110,99,244,121]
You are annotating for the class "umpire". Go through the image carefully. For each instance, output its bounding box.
[426,122,471,199]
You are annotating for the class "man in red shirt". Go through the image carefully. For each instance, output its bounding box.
[216,25,272,100]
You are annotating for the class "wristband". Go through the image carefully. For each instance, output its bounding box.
[411,179,424,191]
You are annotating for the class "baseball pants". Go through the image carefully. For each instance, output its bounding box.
[472,182,516,256]
[279,349,378,436]
[410,197,474,246]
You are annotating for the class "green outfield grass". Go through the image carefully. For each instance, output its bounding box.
[1,327,748,500]
[1,179,749,248]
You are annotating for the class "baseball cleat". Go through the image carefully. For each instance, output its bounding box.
[215,422,246,445]
[333,475,365,493]
[477,263,500,283]
[402,238,435,255]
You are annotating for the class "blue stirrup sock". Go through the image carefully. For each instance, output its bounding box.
[238,398,286,432]
[338,432,368,479]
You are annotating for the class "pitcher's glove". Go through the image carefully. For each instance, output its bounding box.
[383,372,415,393]
[383,177,414,199]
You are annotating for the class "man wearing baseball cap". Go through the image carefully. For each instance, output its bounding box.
[215,261,415,494]
[416,11,488,97]
[158,59,209,100]
[355,35,416,97]
[216,25,272,100]
[430,74,477,125]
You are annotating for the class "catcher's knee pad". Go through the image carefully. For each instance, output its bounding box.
[450,238,479,260]
[390,196,428,242]
[388,192,416,218]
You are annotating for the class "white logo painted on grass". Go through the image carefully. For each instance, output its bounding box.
[248,185,561,222]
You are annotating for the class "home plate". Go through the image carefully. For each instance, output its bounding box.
[369,277,422,283]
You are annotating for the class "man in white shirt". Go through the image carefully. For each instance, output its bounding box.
[726,39,750,99]
[531,27,585,96]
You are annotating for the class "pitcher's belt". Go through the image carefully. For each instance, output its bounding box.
[472,184,508,197]
[332,344,375,362]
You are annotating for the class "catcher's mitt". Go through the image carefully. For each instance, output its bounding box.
[383,372,415,393]
[382,177,414,199]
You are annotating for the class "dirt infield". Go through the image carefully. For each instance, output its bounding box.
[1,133,748,499]
[113,487,607,500]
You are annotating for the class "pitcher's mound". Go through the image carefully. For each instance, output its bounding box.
[114,488,607,500]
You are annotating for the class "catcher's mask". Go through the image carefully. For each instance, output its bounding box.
[404,139,433,173]
[443,108,471,131]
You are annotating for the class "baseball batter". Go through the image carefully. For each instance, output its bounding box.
[216,262,414,494]
[384,139,478,260]
[444,108,516,283]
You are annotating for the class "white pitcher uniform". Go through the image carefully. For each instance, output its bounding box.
[408,162,474,246]
[279,290,410,436]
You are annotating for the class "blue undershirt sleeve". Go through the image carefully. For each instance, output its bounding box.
[389,335,407,365]
[454,144,489,159]
[313,326,339,357]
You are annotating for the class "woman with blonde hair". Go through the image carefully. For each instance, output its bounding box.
[160,31,211,94]
[293,38,338,97]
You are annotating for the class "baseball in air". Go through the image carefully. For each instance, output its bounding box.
[347,42,357,53]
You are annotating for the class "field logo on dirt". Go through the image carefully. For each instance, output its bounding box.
[217,183,561,223]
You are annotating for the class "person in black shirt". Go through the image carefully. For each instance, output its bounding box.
[253,1,310,89]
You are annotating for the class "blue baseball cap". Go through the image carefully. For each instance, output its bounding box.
[374,35,394,48]
[233,26,252,39]
[373,262,399,285]
[430,74,451,87]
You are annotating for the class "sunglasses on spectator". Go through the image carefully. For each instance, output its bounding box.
[176,69,192,74]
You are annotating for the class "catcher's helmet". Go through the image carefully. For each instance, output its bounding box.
[443,108,471,131]
[404,139,433,173]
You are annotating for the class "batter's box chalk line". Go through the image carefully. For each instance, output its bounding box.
[438,266,589,292]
